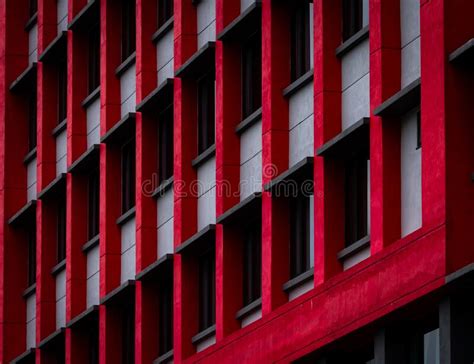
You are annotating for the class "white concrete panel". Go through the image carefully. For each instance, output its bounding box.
[55,269,66,301]
[28,24,38,65]
[197,0,216,48]
[56,296,66,328]
[289,82,314,130]
[157,61,174,86]
[341,73,370,130]
[197,186,216,230]
[240,152,262,201]
[86,272,100,307]
[288,279,313,301]
[157,29,174,69]
[56,129,67,175]
[240,0,256,13]
[401,37,420,88]
[400,0,420,47]
[197,157,216,197]
[27,157,37,201]
[401,110,422,237]
[86,245,100,278]
[120,63,136,117]
[121,217,136,253]
[57,0,68,33]
[197,21,216,49]
[289,115,314,167]
[240,119,262,163]
[157,188,174,227]
[26,318,36,349]
[157,217,174,258]
[26,293,36,322]
[241,308,262,328]
[86,97,100,147]
[121,244,136,283]
[342,245,371,270]
[341,39,369,91]
[362,0,369,27]
[196,334,216,352]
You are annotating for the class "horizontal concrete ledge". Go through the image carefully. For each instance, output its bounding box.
[373,78,421,118]
[136,254,174,282]
[176,224,216,256]
[217,1,261,42]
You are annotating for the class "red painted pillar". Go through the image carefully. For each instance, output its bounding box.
[261,0,291,314]
[313,0,344,286]
[369,0,401,255]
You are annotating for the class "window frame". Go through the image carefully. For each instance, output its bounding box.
[158,104,174,184]
[289,194,311,278]
[197,72,215,154]
[57,195,67,263]
[342,0,363,41]
[121,0,136,61]
[57,57,68,124]
[88,168,100,240]
[27,227,36,286]
[121,138,136,214]
[242,219,262,306]
[88,23,100,94]
[121,302,135,364]
[158,0,173,28]
[28,92,37,152]
[241,30,262,119]
[198,247,215,332]
[416,109,421,150]
[158,275,173,355]
[290,1,311,81]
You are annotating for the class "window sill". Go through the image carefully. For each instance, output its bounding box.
[116,207,136,226]
[136,254,173,282]
[37,173,67,200]
[236,297,262,321]
[335,25,369,58]
[152,176,174,199]
[337,235,370,261]
[8,200,37,226]
[51,259,66,276]
[175,42,215,79]
[66,305,99,329]
[316,117,370,159]
[191,144,216,168]
[52,118,67,137]
[9,63,37,92]
[23,147,37,165]
[152,17,174,43]
[216,192,262,225]
[38,328,65,349]
[115,52,136,77]
[282,268,314,293]
[235,107,262,134]
[82,234,100,253]
[263,157,314,194]
[100,279,135,306]
[22,283,37,299]
[153,350,173,364]
[175,224,216,256]
[10,348,35,364]
[81,86,100,108]
[283,70,314,98]
[68,144,100,174]
[217,2,261,42]
[25,12,38,31]
[373,78,421,118]
[136,79,174,114]
[449,38,474,65]
[39,31,67,64]
[101,112,136,145]
[68,0,99,32]
[191,324,216,346]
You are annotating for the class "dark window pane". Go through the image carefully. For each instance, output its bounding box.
[197,73,215,154]
[290,194,311,278]
[158,276,173,355]
[291,2,311,81]
[416,110,421,149]
[88,24,100,94]
[28,227,36,286]
[57,58,67,123]
[342,0,362,41]
[242,31,262,118]
[88,168,100,240]
[198,248,215,331]
[121,139,136,213]
[29,0,37,17]
[243,220,262,306]
[158,0,173,28]
[88,320,99,364]
[122,303,135,364]
[159,105,174,184]
[57,196,66,263]
[345,155,368,246]
[121,0,136,61]
[28,92,37,151]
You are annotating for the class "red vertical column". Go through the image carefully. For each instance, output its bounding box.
[0,1,31,361]
[369,0,401,255]
[173,0,197,360]
[215,0,242,340]
[135,0,159,362]
[313,0,343,286]
[261,0,291,314]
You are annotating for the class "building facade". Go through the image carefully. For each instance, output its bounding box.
[0,0,473,363]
